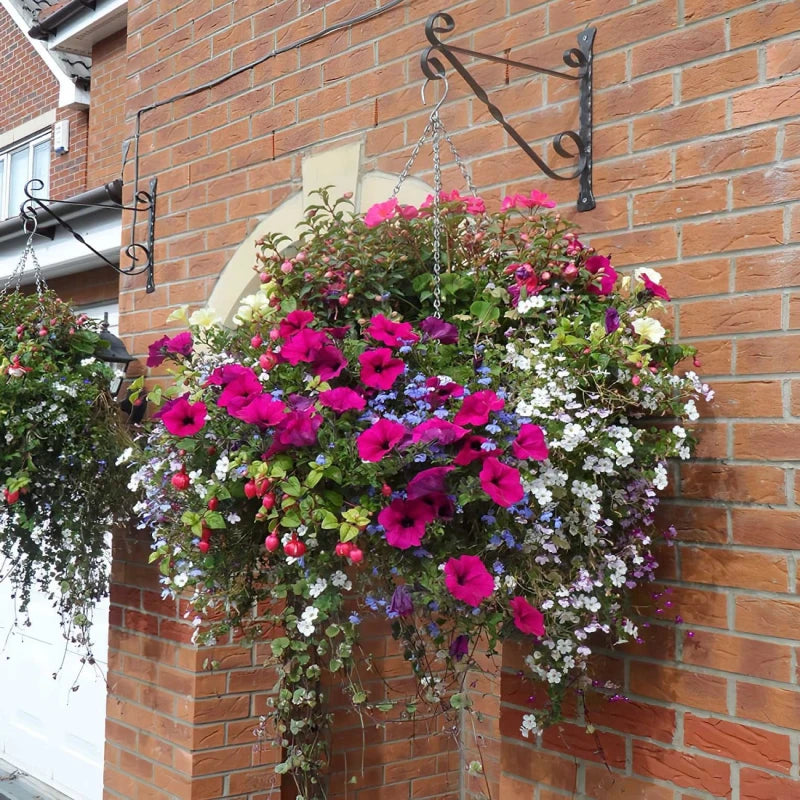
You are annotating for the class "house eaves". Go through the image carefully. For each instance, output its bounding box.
[28,0,126,57]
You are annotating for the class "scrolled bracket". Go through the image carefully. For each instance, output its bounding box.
[421,12,596,211]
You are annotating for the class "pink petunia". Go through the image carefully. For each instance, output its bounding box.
[641,273,671,301]
[465,196,486,214]
[310,344,347,381]
[318,387,365,414]
[357,418,407,462]
[512,424,549,461]
[217,369,262,412]
[359,348,405,390]
[146,335,170,367]
[585,254,618,296]
[206,363,251,387]
[378,498,435,549]
[479,458,524,507]
[501,190,556,211]
[406,466,454,500]
[509,596,546,636]
[418,492,455,520]
[270,409,322,453]
[411,418,468,445]
[161,396,207,437]
[453,390,505,427]
[364,314,419,347]
[165,331,193,357]
[280,328,328,365]
[278,309,315,339]
[425,376,464,408]
[398,204,418,220]
[453,435,491,466]
[364,198,398,228]
[229,395,287,428]
[444,555,495,607]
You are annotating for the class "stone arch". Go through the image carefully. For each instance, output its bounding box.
[207,140,432,325]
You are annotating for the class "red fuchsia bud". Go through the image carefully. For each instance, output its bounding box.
[264,533,280,552]
[295,251,307,262]
[259,351,277,371]
[280,260,293,274]
[171,472,190,491]
[261,493,275,510]
[631,375,641,386]
[4,489,19,504]
[339,296,349,306]
[269,328,280,341]
[15,325,23,334]
[650,366,657,374]
[38,328,48,337]
[348,547,364,564]
[381,483,392,497]
[259,272,270,283]
[200,526,212,542]
[583,347,591,354]
[198,540,210,554]
[207,446,217,456]
[207,497,219,511]
[269,296,281,307]
[635,361,642,369]
[693,357,701,368]
[324,270,334,279]
[251,335,263,349]
[335,542,353,557]
[244,480,258,499]
[178,449,186,457]
[284,537,306,558]
[69,327,75,335]
[562,264,579,282]
[541,271,551,281]
[254,476,271,495]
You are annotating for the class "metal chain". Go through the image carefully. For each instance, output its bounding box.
[441,126,478,197]
[431,112,443,318]
[0,226,47,299]
[391,117,436,199]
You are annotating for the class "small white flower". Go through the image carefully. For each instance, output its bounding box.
[632,317,666,344]
[308,578,328,598]
[173,573,188,589]
[116,446,133,466]
[189,307,222,328]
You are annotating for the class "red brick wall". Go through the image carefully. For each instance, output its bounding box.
[111,0,800,797]
[88,29,129,189]
[0,5,58,129]
[50,106,88,198]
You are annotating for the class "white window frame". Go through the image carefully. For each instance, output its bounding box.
[0,132,51,221]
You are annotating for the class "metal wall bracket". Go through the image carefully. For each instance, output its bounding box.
[421,12,596,211]
[20,177,158,293]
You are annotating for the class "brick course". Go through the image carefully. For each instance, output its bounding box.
[104,0,800,797]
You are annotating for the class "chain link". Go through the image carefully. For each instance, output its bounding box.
[0,225,47,300]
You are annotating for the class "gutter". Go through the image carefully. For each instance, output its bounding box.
[28,0,96,39]
[0,184,120,244]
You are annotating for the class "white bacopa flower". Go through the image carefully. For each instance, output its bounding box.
[684,399,699,421]
[116,446,133,466]
[653,463,669,490]
[632,317,666,344]
[517,294,546,313]
[308,578,328,598]
[520,713,541,738]
[173,573,189,588]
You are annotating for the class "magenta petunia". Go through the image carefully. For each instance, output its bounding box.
[509,596,546,636]
[479,457,524,507]
[357,418,407,462]
[585,254,618,296]
[278,309,315,339]
[318,387,365,414]
[454,390,505,427]
[420,316,459,345]
[418,492,455,520]
[641,273,671,301]
[324,325,350,340]
[443,555,495,607]
[453,435,491,466]
[280,328,328,365]
[378,498,434,549]
[165,331,193,357]
[359,348,405,390]
[406,466,454,500]
[364,314,420,347]
[310,344,347,381]
[425,376,464,408]
[364,198,398,228]
[465,196,486,214]
[206,363,251,386]
[398,204,418,220]
[512,424,549,461]
[146,335,170,367]
[411,418,468,445]
[270,409,322,453]
[217,369,262,413]
[229,395,287,429]
[161,396,207,437]
[501,190,556,211]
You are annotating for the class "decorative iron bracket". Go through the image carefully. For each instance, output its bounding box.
[421,12,596,211]
[20,177,159,293]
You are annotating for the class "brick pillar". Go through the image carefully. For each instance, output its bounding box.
[104,528,281,800]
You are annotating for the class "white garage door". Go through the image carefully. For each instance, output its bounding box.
[0,588,108,800]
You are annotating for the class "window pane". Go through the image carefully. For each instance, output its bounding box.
[8,147,29,217]
[0,159,5,219]
[32,141,49,195]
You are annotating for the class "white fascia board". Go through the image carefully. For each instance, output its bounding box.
[0,213,121,283]
[49,0,127,56]
[0,0,89,110]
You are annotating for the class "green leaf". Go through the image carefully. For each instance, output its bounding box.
[204,511,226,529]
[449,693,471,710]
[281,476,303,497]
[305,470,322,489]
[325,624,340,638]
[329,658,343,672]
[319,510,339,530]
[374,702,394,712]
[271,637,290,657]
[324,466,342,484]
[352,691,367,704]
[280,512,301,528]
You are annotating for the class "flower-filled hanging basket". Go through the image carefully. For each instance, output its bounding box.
[130,188,711,797]
[0,287,130,636]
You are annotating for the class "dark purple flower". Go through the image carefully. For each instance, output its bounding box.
[407,466,454,499]
[420,316,459,345]
[449,634,469,660]
[605,307,620,334]
[388,584,414,617]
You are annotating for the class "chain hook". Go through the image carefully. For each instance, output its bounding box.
[421,74,449,122]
